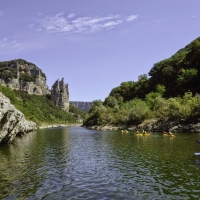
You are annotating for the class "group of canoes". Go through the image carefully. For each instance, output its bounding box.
[121,129,150,136]
[135,130,150,136]
[121,130,175,137]
[163,131,175,137]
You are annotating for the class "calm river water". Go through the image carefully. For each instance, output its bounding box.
[1,126,200,199]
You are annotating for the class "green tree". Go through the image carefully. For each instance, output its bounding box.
[103,96,118,108]
[123,99,149,125]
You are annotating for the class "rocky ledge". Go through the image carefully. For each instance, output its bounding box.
[0,92,36,144]
[137,119,200,133]
[86,119,200,133]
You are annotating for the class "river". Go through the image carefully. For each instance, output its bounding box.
[1,126,200,199]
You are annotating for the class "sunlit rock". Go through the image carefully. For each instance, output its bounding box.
[0,92,36,144]
[51,78,69,112]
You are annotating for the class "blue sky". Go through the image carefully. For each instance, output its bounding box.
[0,0,200,101]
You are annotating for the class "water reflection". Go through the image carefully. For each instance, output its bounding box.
[0,127,200,199]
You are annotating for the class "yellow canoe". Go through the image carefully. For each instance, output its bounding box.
[163,134,175,137]
[121,130,129,133]
[135,133,143,136]
[143,133,150,136]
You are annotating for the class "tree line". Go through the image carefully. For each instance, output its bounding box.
[84,37,200,127]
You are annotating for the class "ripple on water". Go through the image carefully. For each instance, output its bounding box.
[1,127,200,199]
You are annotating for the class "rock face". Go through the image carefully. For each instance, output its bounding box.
[51,78,69,112]
[0,92,36,144]
[137,119,200,133]
[70,101,93,112]
[0,59,70,113]
[0,59,50,95]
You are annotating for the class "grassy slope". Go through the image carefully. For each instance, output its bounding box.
[0,85,80,127]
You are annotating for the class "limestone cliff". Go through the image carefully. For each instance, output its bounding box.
[51,78,69,112]
[70,101,92,112]
[0,92,36,144]
[0,59,70,113]
[0,59,50,95]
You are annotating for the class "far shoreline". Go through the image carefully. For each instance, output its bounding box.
[39,123,83,129]
[83,119,200,133]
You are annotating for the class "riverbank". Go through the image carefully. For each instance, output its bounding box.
[39,123,82,129]
[86,118,200,133]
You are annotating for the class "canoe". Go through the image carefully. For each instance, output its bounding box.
[169,135,175,137]
[121,130,129,133]
[143,133,150,136]
[135,133,150,136]
[194,152,200,156]
[163,134,175,137]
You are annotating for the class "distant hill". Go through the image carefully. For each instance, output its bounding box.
[109,37,200,101]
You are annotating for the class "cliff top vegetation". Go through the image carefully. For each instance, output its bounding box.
[0,58,46,81]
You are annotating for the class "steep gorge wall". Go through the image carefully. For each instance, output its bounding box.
[0,92,36,144]
[70,101,92,112]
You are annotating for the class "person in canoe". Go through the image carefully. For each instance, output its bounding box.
[143,130,147,135]
[135,130,139,134]
[168,131,176,137]
[168,131,172,135]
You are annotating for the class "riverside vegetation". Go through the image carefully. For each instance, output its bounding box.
[0,85,86,127]
[84,37,200,129]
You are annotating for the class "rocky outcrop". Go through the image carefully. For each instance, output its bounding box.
[137,119,200,133]
[0,59,70,113]
[51,78,69,112]
[0,92,36,144]
[70,101,92,112]
[0,59,50,95]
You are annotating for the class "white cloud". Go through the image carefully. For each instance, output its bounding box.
[0,11,4,16]
[192,15,197,18]
[0,37,48,55]
[29,13,138,34]
[37,13,74,33]
[126,15,138,22]
[27,24,35,29]
[68,13,75,18]
[103,20,123,28]
[0,38,22,53]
